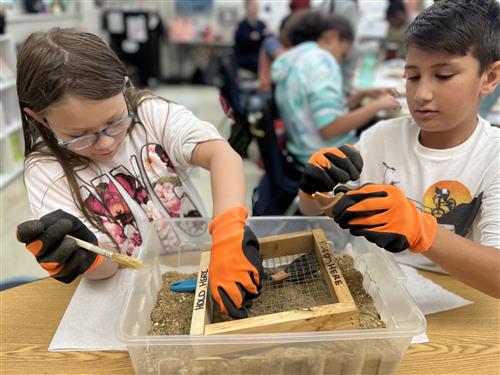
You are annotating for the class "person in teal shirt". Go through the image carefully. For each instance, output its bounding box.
[272,11,400,164]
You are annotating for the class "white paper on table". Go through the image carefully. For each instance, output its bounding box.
[400,264,472,345]
[48,269,133,351]
[400,264,473,316]
[411,332,429,344]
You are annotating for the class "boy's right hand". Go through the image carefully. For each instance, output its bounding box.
[299,145,363,195]
[16,209,104,284]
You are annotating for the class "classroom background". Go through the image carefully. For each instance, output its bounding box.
[1,0,499,291]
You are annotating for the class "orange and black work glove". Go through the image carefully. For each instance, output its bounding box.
[332,184,437,253]
[16,209,104,283]
[209,207,263,319]
[299,145,363,195]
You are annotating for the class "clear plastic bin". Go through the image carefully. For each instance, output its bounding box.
[117,217,426,375]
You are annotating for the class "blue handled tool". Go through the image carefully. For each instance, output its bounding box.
[169,278,197,293]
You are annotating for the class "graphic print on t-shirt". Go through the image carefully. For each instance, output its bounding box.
[382,162,400,186]
[111,159,164,221]
[380,162,482,238]
[140,144,206,239]
[421,181,483,237]
[80,143,206,255]
[83,176,143,256]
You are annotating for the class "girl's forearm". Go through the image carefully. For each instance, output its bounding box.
[83,242,119,280]
[424,225,500,298]
[209,147,246,216]
[346,89,367,109]
[319,102,381,139]
[192,140,246,217]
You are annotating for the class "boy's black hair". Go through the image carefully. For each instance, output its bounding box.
[286,10,354,47]
[405,0,500,72]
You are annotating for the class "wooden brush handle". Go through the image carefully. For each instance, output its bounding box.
[312,192,344,218]
[66,235,114,259]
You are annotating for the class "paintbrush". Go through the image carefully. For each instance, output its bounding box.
[66,235,143,269]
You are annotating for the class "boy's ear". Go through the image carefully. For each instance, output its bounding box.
[23,107,47,127]
[480,60,500,97]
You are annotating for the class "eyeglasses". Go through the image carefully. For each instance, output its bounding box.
[48,93,134,152]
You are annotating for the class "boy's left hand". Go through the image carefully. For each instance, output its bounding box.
[209,207,263,319]
[331,184,437,253]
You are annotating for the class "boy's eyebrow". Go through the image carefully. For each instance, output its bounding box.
[404,62,455,70]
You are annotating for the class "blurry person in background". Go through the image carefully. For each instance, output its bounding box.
[272,11,400,165]
[383,0,410,60]
[234,0,268,74]
[318,0,359,95]
[258,14,293,92]
[479,85,500,121]
[289,0,310,13]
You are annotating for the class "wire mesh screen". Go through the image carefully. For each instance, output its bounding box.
[255,252,335,315]
[212,252,335,323]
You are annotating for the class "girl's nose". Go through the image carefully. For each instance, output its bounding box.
[93,133,115,151]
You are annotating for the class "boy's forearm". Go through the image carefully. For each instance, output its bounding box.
[319,102,381,139]
[424,225,500,298]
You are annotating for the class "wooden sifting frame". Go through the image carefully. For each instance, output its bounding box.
[190,229,359,335]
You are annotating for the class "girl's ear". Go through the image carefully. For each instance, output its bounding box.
[23,107,47,127]
[322,29,340,46]
[480,60,500,97]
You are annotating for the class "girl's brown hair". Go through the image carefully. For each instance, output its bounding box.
[17,27,157,244]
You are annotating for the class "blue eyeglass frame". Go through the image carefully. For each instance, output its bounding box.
[48,92,135,150]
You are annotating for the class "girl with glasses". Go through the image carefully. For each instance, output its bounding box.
[15,28,262,319]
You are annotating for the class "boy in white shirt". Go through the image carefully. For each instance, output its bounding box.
[298,0,500,298]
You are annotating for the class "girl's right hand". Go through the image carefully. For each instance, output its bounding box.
[16,210,105,283]
[375,94,401,111]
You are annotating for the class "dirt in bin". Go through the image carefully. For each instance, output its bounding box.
[149,254,384,336]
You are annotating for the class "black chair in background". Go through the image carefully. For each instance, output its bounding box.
[207,54,261,158]
[209,54,303,215]
[251,95,303,216]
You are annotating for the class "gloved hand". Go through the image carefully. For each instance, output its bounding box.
[299,144,363,195]
[16,209,105,283]
[332,184,437,253]
[209,206,263,319]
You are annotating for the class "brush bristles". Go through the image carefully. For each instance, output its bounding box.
[110,253,144,269]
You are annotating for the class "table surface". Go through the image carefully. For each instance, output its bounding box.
[1,271,499,375]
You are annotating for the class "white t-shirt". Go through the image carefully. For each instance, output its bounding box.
[24,98,223,255]
[354,116,500,272]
